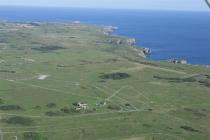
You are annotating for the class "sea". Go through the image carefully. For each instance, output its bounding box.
[0,6,210,65]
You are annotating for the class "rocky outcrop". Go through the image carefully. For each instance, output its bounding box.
[116,39,122,45]
[126,38,136,46]
[143,48,152,55]
[107,38,136,46]
[133,48,146,58]
[103,26,136,46]
[102,26,118,35]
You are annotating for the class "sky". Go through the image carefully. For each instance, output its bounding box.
[0,0,209,11]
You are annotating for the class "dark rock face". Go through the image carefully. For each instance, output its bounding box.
[143,48,152,55]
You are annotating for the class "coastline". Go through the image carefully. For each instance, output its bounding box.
[0,20,209,66]
[105,25,210,66]
[0,7,210,65]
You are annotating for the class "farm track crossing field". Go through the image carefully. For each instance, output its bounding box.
[0,22,210,140]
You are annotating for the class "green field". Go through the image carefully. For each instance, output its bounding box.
[0,22,210,140]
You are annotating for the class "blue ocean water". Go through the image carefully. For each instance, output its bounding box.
[0,6,210,65]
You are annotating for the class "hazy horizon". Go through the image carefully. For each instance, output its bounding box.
[0,0,209,11]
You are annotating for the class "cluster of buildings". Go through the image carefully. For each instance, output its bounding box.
[74,102,88,110]
[168,59,188,64]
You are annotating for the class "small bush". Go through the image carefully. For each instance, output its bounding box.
[184,108,207,117]
[107,104,121,110]
[180,126,199,132]
[4,116,33,126]
[153,75,197,83]
[45,111,61,116]
[153,75,181,81]
[60,107,80,114]
[0,98,4,104]
[23,132,48,140]
[32,45,65,52]
[46,103,56,108]
[198,80,210,87]
[98,80,106,83]
[148,108,153,111]
[100,72,130,80]
[206,75,210,79]
[182,77,197,82]
[84,108,95,113]
[125,103,131,106]
[0,104,22,111]
[0,70,16,73]
[60,107,71,113]
[33,106,41,110]
[72,102,79,106]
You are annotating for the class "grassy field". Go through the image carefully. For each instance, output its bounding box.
[0,22,210,140]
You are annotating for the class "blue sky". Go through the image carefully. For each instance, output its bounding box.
[0,0,209,11]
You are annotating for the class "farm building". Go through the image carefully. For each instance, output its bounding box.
[169,59,187,64]
[73,102,88,110]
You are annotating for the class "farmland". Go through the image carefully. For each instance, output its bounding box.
[0,22,210,140]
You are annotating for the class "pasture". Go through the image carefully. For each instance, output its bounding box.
[0,22,210,140]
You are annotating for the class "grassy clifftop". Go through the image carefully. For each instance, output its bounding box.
[0,22,210,140]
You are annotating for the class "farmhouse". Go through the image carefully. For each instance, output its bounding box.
[74,102,88,110]
[169,59,187,64]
